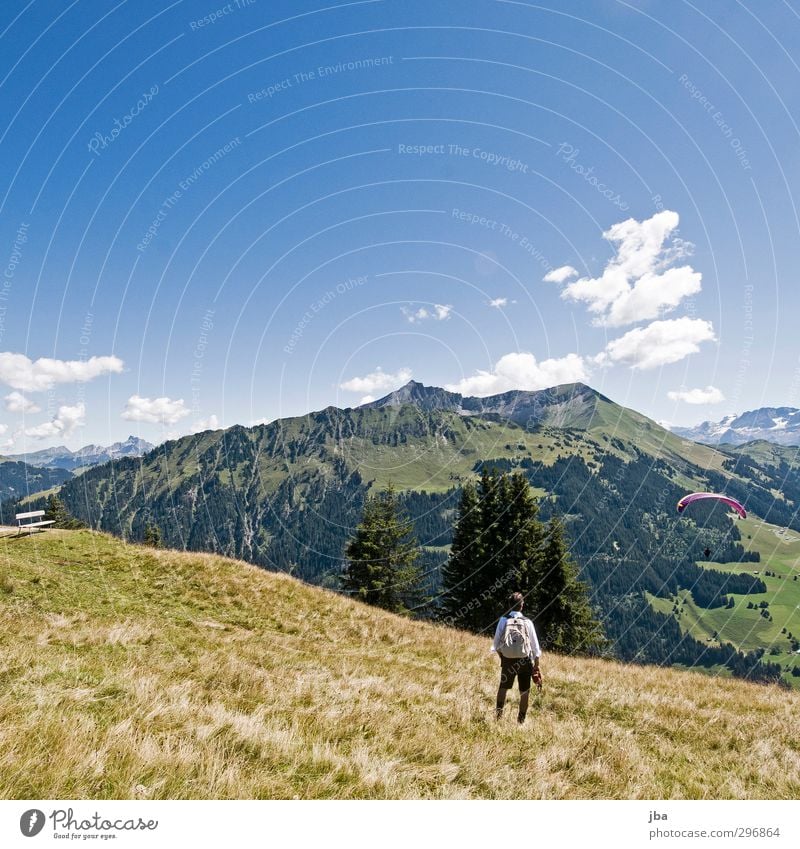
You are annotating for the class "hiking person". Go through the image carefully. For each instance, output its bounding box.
[491,591,542,724]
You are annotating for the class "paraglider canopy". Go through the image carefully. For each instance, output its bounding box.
[677,492,747,519]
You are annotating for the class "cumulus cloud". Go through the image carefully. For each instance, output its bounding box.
[122,395,191,425]
[402,304,452,323]
[444,352,588,396]
[24,402,86,440]
[4,391,40,413]
[340,367,412,395]
[190,414,219,433]
[667,385,725,404]
[597,317,716,370]
[0,353,124,391]
[551,211,701,327]
[543,265,578,284]
[488,297,509,308]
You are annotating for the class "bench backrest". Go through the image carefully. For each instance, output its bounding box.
[16,510,46,521]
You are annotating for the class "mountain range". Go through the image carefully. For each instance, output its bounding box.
[4,435,154,471]
[672,407,800,447]
[12,381,800,685]
[363,379,623,429]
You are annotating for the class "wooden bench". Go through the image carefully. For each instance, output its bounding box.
[15,510,56,534]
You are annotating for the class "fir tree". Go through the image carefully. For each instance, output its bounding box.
[43,493,84,529]
[477,469,516,618]
[143,522,162,548]
[504,472,545,604]
[44,494,70,527]
[442,471,544,631]
[441,481,483,628]
[341,485,424,614]
[535,515,605,653]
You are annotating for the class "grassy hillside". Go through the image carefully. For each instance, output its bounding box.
[1,530,799,800]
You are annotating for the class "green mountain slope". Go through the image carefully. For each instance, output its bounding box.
[15,382,798,684]
[650,516,800,686]
[0,459,72,512]
[1,530,798,800]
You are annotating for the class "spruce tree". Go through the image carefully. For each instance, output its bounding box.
[44,494,70,528]
[479,468,511,572]
[341,485,424,614]
[536,515,605,653]
[44,493,84,529]
[443,470,544,631]
[505,472,545,604]
[441,481,483,629]
[443,470,602,653]
[143,522,162,548]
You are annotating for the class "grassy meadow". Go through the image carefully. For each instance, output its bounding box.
[1,529,799,800]
[649,516,800,687]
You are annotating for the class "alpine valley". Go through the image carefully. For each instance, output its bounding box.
[12,382,800,686]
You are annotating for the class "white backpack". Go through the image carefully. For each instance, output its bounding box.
[501,615,531,659]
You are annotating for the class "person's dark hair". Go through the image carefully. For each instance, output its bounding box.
[508,591,524,612]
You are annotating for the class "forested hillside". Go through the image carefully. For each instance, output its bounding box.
[0,460,72,514]
[14,382,798,684]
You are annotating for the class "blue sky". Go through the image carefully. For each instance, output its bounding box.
[1,0,799,450]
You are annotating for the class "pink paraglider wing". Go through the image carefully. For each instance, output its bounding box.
[676,492,746,519]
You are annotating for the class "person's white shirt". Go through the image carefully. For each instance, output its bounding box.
[491,611,541,658]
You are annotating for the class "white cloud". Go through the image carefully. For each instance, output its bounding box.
[552,211,701,327]
[597,317,716,370]
[4,391,40,413]
[667,385,725,404]
[444,352,588,396]
[24,402,86,440]
[0,423,16,451]
[543,265,578,284]
[359,395,376,405]
[122,395,191,425]
[0,353,124,391]
[488,297,509,308]
[166,413,220,441]
[402,304,452,323]
[190,414,219,433]
[340,367,412,395]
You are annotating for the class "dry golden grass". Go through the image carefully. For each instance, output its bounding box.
[1,530,798,799]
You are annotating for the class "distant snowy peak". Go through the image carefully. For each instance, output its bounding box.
[672,407,800,446]
[7,435,155,470]
[106,435,154,457]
